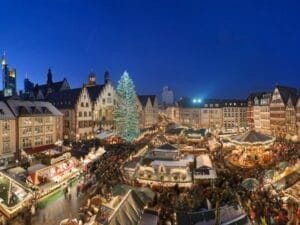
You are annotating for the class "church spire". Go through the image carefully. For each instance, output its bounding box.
[104,70,111,84]
[47,68,53,86]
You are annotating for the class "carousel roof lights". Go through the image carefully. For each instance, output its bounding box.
[229,130,275,146]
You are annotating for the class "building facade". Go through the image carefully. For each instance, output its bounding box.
[247,93,265,129]
[285,97,297,137]
[49,72,117,141]
[269,86,298,137]
[137,95,159,129]
[296,96,300,140]
[178,107,199,127]
[222,100,247,132]
[88,72,117,131]
[201,101,223,130]
[253,96,262,131]
[259,93,272,134]
[49,87,94,141]
[162,86,174,106]
[6,100,63,155]
[177,98,247,132]
[0,102,16,169]
[75,87,94,140]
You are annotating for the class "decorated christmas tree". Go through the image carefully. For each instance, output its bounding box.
[114,71,140,142]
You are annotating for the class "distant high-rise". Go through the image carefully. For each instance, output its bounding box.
[1,53,17,97]
[162,86,174,106]
[24,76,34,93]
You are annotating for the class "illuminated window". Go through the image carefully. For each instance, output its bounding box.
[9,69,16,78]
[45,135,53,144]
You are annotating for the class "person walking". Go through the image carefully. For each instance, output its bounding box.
[64,186,68,199]
[77,184,80,197]
[67,186,71,200]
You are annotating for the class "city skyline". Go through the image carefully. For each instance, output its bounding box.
[1,1,300,99]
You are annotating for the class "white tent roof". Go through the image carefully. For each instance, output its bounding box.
[27,163,47,174]
[96,131,114,139]
[150,160,189,168]
[7,167,26,176]
[196,155,213,168]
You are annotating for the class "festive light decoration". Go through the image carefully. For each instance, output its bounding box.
[113,71,140,142]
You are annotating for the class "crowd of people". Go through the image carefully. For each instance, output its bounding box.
[64,134,156,224]
[4,128,299,225]
[213,138,300,225]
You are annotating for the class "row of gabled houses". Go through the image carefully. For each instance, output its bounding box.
[0,70,159,169]
[24,70,159,141]
[165,85,300,140]
[247,85,300,138]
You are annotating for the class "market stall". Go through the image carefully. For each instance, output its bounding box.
[27,158,79,186]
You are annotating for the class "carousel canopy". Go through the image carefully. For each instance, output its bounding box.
[229,130,275,146]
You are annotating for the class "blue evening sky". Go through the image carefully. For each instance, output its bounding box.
[1,0,300,100]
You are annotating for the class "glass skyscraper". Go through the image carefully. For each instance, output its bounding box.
[1,53,16,97]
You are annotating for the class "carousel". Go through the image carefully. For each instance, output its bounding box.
[226,130,275,168]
